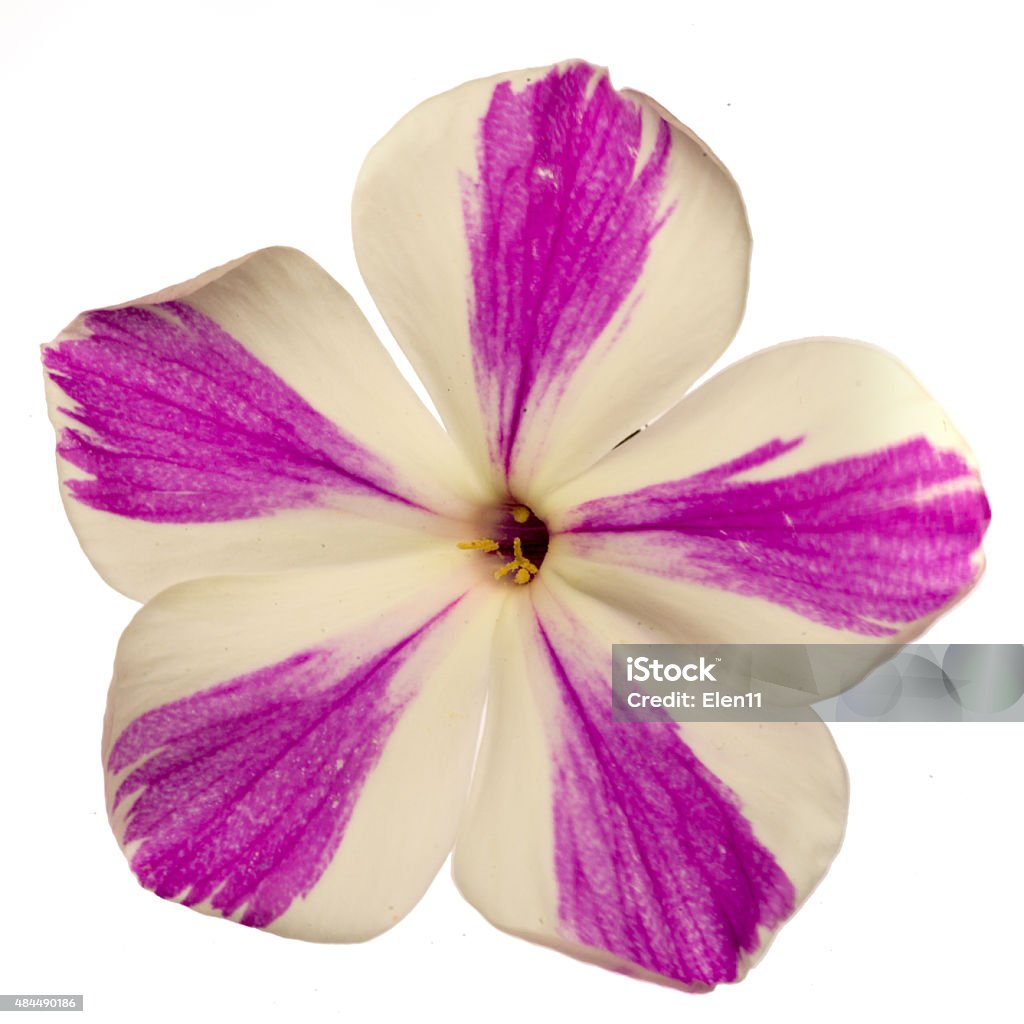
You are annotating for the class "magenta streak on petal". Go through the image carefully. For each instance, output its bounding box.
[43,301,422,522]
[107,600,460,928]
[462,63,672,475]
[565,436,990,636]
[535,613,794,987]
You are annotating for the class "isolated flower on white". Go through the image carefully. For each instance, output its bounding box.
[42,61,989,990]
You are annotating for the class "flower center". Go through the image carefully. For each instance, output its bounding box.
[457,503,549,585]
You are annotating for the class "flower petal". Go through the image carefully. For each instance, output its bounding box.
[104,545,500,940]
[353,60,749,496]
[43,247,486,601]
[452,578,847,989]
[545,339,989,657]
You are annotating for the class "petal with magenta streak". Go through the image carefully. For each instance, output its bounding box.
[545,340,989,667]
[354,60,749,496]
[105,546,499,940]
[453,578,847,989]
[43,247,486,601]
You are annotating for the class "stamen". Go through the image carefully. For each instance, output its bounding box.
[512,537,539,575]
[491,536,539,585]
[456,502,548,586]
[457,539,499,552]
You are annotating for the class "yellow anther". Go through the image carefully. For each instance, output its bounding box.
[512,537,539,575]
[493,561,517,580]
[457,539,499,552]
[492,537,538,584]
[460,534,539,585]
[510,504,531,524]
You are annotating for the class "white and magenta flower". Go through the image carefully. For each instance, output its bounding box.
[42,61,989,990]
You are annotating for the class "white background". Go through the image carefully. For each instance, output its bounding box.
[2,1,1021,1021]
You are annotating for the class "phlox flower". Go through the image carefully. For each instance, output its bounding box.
[42,60,989,991]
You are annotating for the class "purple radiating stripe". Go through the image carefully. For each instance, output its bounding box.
[536,613,794,987]
[565,436,991,636]
[463,63,672,474]
[108,601,459,928]
[43,301,420,522]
